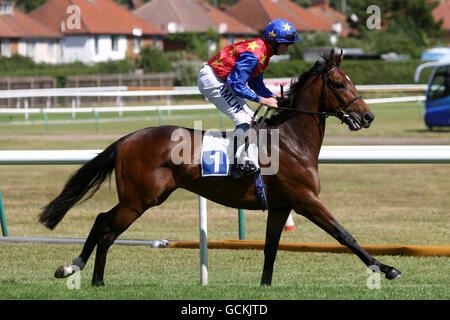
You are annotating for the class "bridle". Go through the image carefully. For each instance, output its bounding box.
[273,65,362,121]
[251,65,362,132]
[320,66,362,121]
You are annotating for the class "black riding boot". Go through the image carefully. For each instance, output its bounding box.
[230,123,259,179]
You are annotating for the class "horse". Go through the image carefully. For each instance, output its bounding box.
[39,49,402,286]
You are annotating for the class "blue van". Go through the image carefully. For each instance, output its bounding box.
[415,60,450,130]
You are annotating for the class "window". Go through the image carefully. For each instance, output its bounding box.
[48,40,55,57]
[1,40,11,57]
[133,36,141,54]
[0,2,14,15]
[94,35,100,55]
[27,41,35,58]
[111,35,118,51]
[429,66,450,103]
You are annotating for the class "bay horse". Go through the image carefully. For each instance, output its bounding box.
[39,49,402,286]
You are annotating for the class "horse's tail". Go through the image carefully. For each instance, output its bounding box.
[39,137,125,230]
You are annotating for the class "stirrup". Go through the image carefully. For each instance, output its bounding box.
[230,163,260,180]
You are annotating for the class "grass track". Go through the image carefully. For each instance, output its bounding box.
[0,101,449,300]
[1,244,448,300]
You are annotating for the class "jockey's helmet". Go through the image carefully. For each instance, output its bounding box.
[264,19,302,43]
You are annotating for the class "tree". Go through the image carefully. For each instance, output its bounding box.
[203,0,313,8]
[344,0,443,57]
[346,0,442,38]
[112,0,151,8]
[14,0,47,12]
[136,46,171,73]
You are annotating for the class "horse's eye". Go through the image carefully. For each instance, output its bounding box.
[335,82,346,89]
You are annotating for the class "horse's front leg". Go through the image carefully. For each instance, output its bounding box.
[261,208,291,286]
[295,192,402,280]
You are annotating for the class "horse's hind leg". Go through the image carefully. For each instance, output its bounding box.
[261,208,291,286]
[297,193,402,280]
[54,206,118,279]
[91,204,141,286]
[78,206,118,267]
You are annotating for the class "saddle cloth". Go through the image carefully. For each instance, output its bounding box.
[201,132,233,177]
[201,132,269,211]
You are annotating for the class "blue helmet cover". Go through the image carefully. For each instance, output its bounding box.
[264,19,302,43]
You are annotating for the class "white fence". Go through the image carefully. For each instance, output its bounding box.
[0,83,428,100]
[0,83,427,122]
[1,146,450,165]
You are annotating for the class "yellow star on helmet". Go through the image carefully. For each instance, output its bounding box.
[211,57,223,67]
[268,30,276,37]
[283,23,292,31]
[247,41,260,52]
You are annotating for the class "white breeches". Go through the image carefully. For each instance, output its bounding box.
[197,63,254,126]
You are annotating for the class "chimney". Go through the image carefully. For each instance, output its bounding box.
[0,0,14,16]
[128,0,142,10]
[312,0,329,11]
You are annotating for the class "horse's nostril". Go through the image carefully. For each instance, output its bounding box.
[363,112,374,122]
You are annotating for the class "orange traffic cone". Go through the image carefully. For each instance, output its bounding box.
[284,213,295,232]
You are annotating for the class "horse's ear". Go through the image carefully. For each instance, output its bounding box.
[328,49,335,67]
[337,49,344,66]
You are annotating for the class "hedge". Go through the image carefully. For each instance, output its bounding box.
[264,59,432,84]
[0,54,434,87]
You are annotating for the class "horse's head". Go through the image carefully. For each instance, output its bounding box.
[320,49,374,131]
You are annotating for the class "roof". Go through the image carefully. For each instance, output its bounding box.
[227,0,333,33]
[0,5,61,38]
[307,4,351,36]
[134,0,257,35]
[432,0,450,30]
[29,0,165,36]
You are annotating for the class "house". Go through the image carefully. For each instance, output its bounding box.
[133,0,258,51]
[0,0,62,63]
[29,0,166,64]
[307,0,351,38]
[432,0,450,39]
[227,0,333,34]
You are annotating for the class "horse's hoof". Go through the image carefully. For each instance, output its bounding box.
[385,267,402,280]
[91,280,105,287]
[54,266,66,278]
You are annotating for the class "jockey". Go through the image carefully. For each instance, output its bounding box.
[197,19,302,179]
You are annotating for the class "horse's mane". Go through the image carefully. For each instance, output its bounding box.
[266,58,328,125]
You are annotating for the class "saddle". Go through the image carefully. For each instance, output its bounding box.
[201,131,269,211]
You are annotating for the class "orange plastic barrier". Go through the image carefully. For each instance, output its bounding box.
[169,240,450,257]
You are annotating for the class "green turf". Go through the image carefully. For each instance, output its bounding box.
[0,101,448,300]
[0,244,448,300]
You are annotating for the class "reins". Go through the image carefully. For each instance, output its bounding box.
[251,65,362,127]
[246,65,362,150]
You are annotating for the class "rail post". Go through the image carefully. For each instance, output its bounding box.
[199,196,208,286]
[238,209,245,240]
[0,186,8,236]
[42,109,50,133]
[94,109,99,132]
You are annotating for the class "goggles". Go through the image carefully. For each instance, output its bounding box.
[266,31,300,43]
